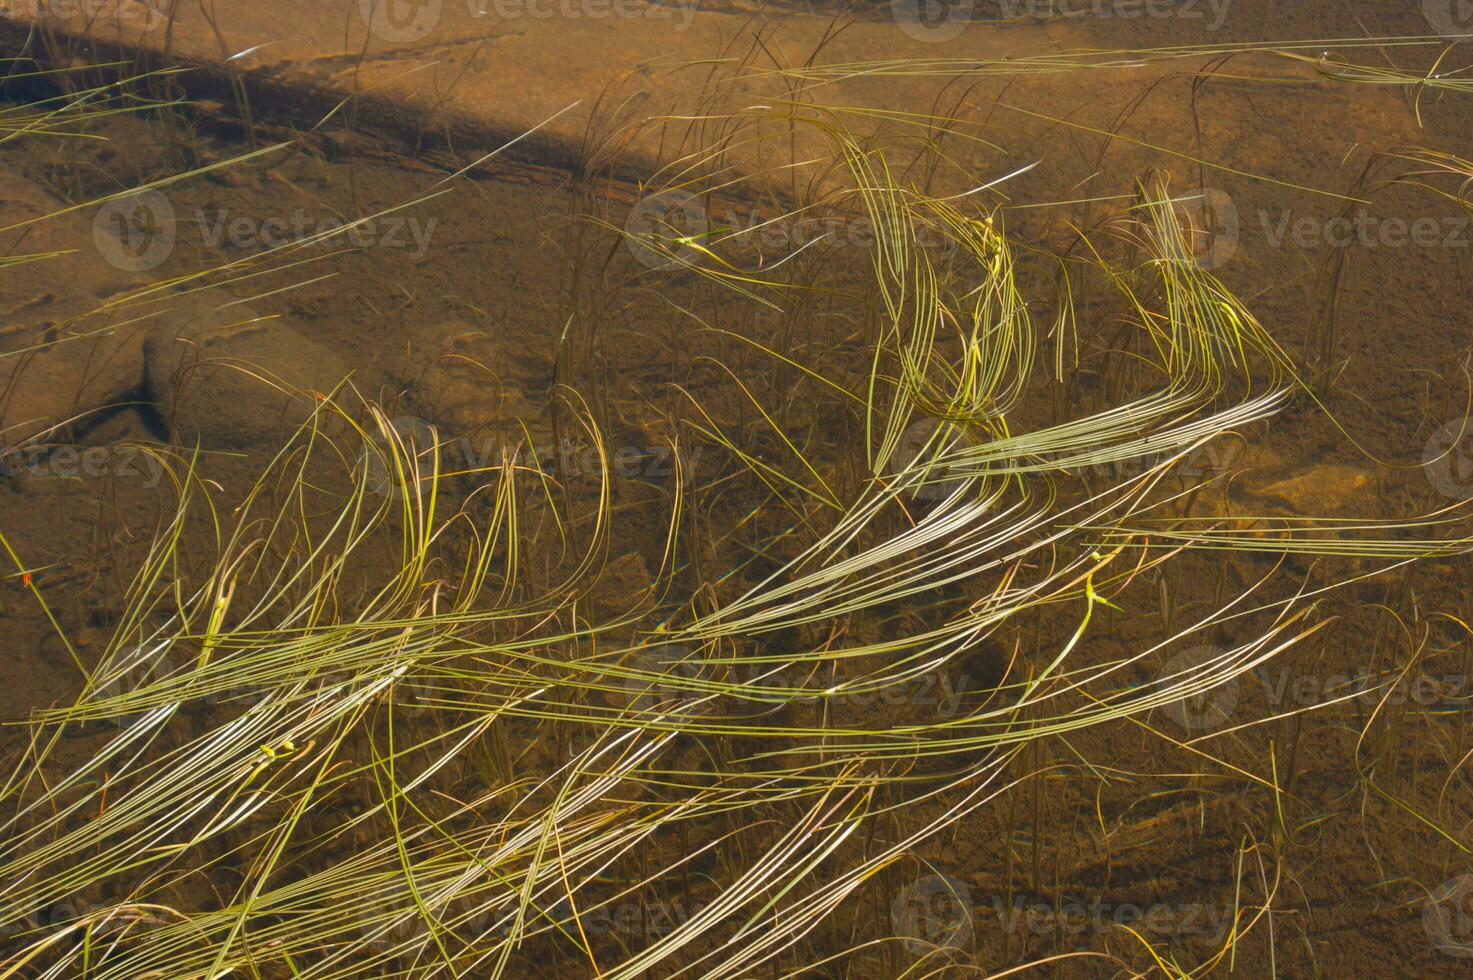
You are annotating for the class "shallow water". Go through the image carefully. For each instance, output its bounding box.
[2,5,1473,976]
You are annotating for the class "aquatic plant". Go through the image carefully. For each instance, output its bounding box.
[2,47,1471,979]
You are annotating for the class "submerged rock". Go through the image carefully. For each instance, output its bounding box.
[143,289,351,448]
[0,168,147,450]
[0,327,146,451]
[0,168,352,452]
[0,168,140,326]
[1243,463,1379,518]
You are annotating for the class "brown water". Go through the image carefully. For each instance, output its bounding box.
[2,8,1473,977]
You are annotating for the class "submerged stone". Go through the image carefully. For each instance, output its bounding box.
[1249,464,1379,517]
[143,288,350,448]
[0,167,147,450]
